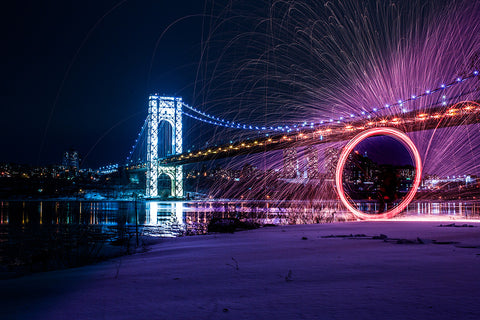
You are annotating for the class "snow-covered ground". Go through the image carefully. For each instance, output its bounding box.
[2,220,480,320]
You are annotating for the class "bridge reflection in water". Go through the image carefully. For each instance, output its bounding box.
[1,200,479,273]
[2,200,480,237]
[143,200,480,235]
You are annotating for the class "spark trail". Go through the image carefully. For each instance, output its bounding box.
[187,0,480,203]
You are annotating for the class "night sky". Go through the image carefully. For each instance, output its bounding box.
[2,1,206,167]
[353,136,413,167]
[3,0,479,176]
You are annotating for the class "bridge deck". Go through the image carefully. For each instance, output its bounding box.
[154,101,480,166]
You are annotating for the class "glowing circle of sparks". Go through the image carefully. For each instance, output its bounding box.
[335,127,422,220]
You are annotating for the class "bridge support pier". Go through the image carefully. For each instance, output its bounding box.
[158,165,184,198]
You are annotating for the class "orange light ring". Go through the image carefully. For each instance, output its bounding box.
[335,127,422,220]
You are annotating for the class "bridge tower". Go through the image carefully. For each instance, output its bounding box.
[146,95,183,198]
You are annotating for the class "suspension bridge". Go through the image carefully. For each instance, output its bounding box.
[124,70,480,218]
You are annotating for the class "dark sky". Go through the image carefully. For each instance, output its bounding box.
[2,0,478,177]
[2,0,206,167]
[353,136,414,167]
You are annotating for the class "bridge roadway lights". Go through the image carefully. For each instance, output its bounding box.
[335,127,422,220]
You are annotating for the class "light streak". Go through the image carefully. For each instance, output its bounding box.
[335,127,422,220]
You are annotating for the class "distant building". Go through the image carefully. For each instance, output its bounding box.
[283,147,298,179]
[344,151,376,183]
[324,147,339,179]
[398,165,415,180]
[62,149,80,169]
[305,145,319,179]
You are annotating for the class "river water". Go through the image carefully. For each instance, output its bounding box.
[1,200,479,275]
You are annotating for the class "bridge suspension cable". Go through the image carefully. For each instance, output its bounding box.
[126,118,148,165]
[181,70,479,133]
[126,70,479,164]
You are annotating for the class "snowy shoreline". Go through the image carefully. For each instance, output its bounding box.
[2,220,480,319]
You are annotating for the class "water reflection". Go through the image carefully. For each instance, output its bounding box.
[2,200,480,229]
[412,201,478,217]
[144,202,185,237]
[1,199,480,275]
[0,200,353,241]
[1,199,479,242]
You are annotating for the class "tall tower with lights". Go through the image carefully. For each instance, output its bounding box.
[146,95,183,198]
[324,147,339,179]
[283,147,298,179]
[305,145,319,179]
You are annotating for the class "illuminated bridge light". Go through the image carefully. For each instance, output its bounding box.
[416,113,428,121]
[391,118,400,124]
[447,108,458,116]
